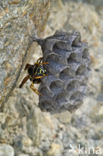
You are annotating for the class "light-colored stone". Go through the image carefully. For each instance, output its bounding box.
[54,111,72,124]
[47,143,63,156]
[19,154,29,156]
[0,113,7,124]
[22,137,32,147]
[27,107,58,147]
[0,144,14,156]
[0,0,50,108]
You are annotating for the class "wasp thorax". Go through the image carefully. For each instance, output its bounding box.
[36,65,47,76]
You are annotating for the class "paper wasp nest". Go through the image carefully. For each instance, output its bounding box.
[33,31,90,113]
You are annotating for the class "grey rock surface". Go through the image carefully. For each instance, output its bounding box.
[0,0,50,110]
[0,144,14,156]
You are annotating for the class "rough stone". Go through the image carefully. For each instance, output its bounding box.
[0,144,14,156]
[0,0,50,109]
[54,111,72,124]
[47,143,63,156]
[18,154,29,156]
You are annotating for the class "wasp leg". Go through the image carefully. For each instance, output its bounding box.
[34,75,48,79]
[30,83,42,96]
[19,75,29,88]
[36,57,48,65]
[35,57,43,65]
[37,57,43,63]
[40,62,48,65]
[35,62,48,66]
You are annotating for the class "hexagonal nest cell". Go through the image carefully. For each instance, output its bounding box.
[59,67,75,80]
[50,80,63,93]
[33,31,90,113]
